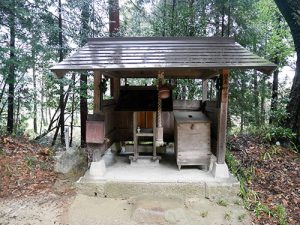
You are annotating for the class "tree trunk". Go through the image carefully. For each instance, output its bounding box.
[189,0,195,36]
[260,75,267,125]
[52,92,69,146]
[227,2,231,37]
[240,77,246,132]
[270,57,279,124]
[79,1,91,147]
[274,0,300,144]
[162,0,167,36]
[7,0,16,134]
[221,2,225,37]
[80,74,88,147]
[171,0,176,36]
[41,78,46,126]
[15,94,20,132]
[58,0,65,145]
[109,0,120,36]
[32,51,37,133]
[69,73,76,147]
[253,71,260,126]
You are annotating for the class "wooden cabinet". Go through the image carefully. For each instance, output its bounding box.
[174,111,211,170]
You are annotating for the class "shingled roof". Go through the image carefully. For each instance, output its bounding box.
[51,37,276,78]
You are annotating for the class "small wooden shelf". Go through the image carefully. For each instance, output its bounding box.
[132,112,158,162]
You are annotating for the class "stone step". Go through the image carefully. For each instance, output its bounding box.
[75,179,240,203]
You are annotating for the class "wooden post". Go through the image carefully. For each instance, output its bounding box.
[94,71,101,114]
[152,112,157,158]
[156,71,164,146]
[133,112,138,160]
[113,77,120,100]
[202,79,208,101]
[216,69,229,164]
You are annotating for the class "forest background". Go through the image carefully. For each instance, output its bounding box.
[0,0,299,150]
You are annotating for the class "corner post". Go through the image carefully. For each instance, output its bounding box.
[216,69,229,164]
[212,69,230,178]
[87,70,106,178]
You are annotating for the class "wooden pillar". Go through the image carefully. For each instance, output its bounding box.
[113,77,120,100]
[94,71,101,114]
[202,79,208,101]
[156,71,164,146]
[216,69,229,164]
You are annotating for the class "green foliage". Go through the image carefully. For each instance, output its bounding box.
[272,204,288,225]
[217,199,228,207]
[40,161,50,171]
[224,211,232,221]
[249,125,295,144]
[24,156,37,168]
[226,151,265,213]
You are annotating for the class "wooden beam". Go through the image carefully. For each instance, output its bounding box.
[102,69,219,79]
[216,69,229,164]
[94,71,101,114]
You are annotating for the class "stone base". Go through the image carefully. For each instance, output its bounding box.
[211,162,230,178]
[89,160,106,179]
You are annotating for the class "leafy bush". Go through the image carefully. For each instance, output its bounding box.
[247,125,295,146]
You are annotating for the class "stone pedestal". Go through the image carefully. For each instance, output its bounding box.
[211,162,230,178]
[89,159,106,178]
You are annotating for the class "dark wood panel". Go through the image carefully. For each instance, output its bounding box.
[173,100,202,111]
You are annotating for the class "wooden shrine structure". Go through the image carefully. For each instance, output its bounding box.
[51,37,276,177]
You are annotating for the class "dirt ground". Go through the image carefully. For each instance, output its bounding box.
[0,192,251,225]
[229,135,300,224]
[0,135,251,225]
[0,192,70,225]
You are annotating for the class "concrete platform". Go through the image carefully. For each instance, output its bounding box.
[76,146,240,202]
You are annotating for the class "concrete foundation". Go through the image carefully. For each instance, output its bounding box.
[89,160,106,179]
[211,162,230,178]
[76,146,239,202]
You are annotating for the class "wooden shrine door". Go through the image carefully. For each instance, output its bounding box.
[136,112,154,129]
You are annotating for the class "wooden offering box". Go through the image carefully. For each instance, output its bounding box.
[174,111,211,170]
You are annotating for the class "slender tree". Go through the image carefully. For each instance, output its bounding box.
[58,0,65,145]
[79,0,91,147]
[6,0,16,134]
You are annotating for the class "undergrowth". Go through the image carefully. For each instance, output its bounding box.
[226,150,288,225]
[245,125,298,152]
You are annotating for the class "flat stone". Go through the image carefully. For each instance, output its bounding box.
[131,195,187,224]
